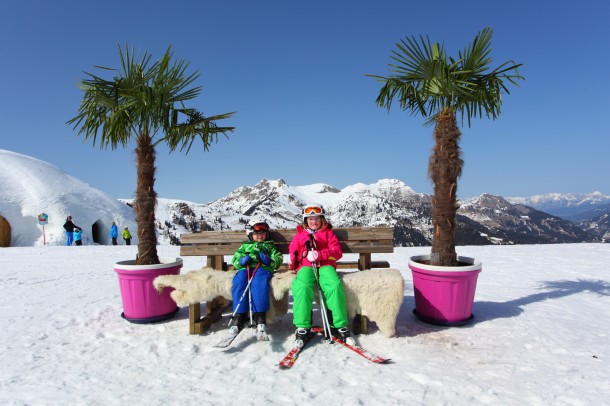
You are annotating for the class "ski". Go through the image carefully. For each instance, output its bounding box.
[215,325,271,348]
[330,336,390,364]
[277,345,302,369]
[213,328,243,348]
[278,327,389,368]
[277,327,322,369]
[256,329,270,342]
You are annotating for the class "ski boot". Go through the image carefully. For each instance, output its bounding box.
[253,312,269,341]
[334,326,356,346]
[229,313,248,335]
[294,327,313,348]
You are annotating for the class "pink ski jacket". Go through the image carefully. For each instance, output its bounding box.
[288,224,343,272]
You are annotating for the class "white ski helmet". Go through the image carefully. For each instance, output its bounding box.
[247,221,270,240]
[302,203,326,222]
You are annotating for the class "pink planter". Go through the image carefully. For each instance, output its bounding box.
[114,258,182,323]
[408,255,482,326]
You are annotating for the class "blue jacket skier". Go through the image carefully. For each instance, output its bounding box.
[110,222,118,245]
[73,227,83,246]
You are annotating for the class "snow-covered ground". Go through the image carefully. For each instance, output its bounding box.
[1,243,609,405]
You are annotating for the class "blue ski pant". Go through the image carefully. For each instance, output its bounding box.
[291,265,348,329]
[65,231,74,246]
[231,268,273,314]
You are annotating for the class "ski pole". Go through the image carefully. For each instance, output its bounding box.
[313,261,333,341]
[308,237,334,342]
[228,261,260,326]
[248,264,254,330]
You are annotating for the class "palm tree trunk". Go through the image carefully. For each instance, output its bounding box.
[134,133,160,265]
[428,108,463,266]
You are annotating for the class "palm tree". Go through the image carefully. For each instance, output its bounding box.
[368,27,523,266]
[68,45,235,265]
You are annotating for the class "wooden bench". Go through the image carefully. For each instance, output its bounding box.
[179,226,394,335]
[180,227,394,271]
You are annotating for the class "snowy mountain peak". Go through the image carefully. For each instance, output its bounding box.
[508,191,610,207]
[506,191,610,220]
[463,193,513,210]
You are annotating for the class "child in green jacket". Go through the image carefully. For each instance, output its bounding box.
[230,221,283,340]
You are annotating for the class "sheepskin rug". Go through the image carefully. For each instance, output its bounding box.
[154,267,404,337]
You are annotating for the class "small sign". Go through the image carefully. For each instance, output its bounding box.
[38,213,48,225]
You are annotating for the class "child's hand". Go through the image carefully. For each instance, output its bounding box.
[307,250,319,262]
[258,251,271,265]
[239,255,252,267]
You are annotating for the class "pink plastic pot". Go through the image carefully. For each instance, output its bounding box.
[114,257,182,323]
[408,255,482,326]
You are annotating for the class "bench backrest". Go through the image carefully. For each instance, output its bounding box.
[180,226,394,271]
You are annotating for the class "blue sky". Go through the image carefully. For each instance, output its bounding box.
[2,0,609,204]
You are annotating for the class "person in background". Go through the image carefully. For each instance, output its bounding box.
[63,216,80,246]
[73,227,83,246]
[110,222,118,245]
[230,221,283,340]
[288,204,354,347]
[122,227,132,245]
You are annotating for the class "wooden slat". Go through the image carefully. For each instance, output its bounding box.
[180,244,243,256]
[180,240,394,257]
[217,260,390,272]
[180,227,393,244]
[181,230,246,244]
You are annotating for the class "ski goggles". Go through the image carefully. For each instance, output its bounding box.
[303,206,324,215]
[251,223,269,232]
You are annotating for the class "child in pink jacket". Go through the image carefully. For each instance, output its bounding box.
[288,204,354,347]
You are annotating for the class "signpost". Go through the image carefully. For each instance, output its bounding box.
[38,213,48,246]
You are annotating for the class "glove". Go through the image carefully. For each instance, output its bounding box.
[307,250,319,262]
[258,251,271,265]
[239,255,252,267]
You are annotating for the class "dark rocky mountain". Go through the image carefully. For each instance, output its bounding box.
[152,179,604,246]
[577,211,610,241]
[458,194,597,245]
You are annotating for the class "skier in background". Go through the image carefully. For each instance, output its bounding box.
[73,227,83,246]
[110,222,118,245]
[63,216,80,246]
[122,227,131,245]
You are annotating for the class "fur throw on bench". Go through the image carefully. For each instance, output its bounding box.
[154,267,404,337]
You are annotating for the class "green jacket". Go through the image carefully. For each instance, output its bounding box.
[231,240,283,272]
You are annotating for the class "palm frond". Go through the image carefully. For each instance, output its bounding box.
[68,44,235,154]
[368,26,524,128]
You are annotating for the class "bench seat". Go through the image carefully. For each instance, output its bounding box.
[175,226,395,335]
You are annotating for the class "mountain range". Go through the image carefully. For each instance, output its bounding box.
[148,179,610,246]
[1,149,608,247]
[506,192,610,221]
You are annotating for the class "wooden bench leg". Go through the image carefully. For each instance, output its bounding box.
[188,297,230,335]
[189,303,202,335]
[358,253,371,271]
[352,314,369,335]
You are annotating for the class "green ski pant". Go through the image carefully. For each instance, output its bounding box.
[291,265,348,329]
